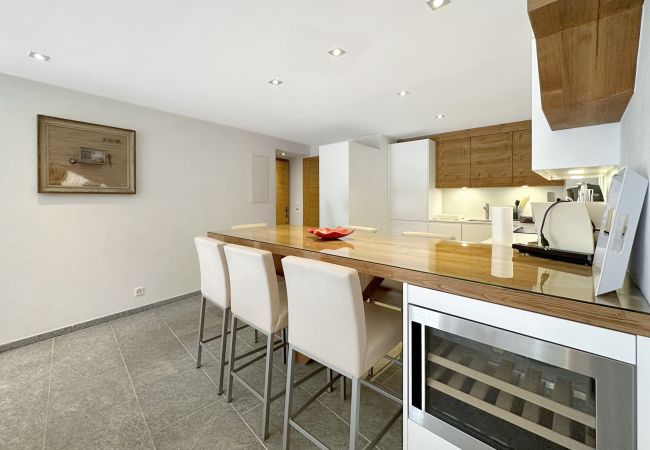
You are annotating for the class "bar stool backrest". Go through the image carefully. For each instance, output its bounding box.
[224,244,281,334]
[282,256,367,378]
[194,236,230,308]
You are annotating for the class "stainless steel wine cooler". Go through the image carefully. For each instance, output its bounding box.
[408,305,636,450]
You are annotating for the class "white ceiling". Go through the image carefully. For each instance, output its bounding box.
[0,0,532,145]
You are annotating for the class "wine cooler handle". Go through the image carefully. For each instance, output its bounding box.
[410,321,423,410]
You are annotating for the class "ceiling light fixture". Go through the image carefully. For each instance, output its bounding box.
[268,78,283,86]
[281,152,286,156]
[28,50,50,62]
[434,113,446,119]
[328,47,347,57]
[426,0,450,10]
[397,90,410,97]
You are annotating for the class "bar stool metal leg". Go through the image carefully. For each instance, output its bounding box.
[196,296,207,368]
[254,329,259,343]
[349,377,361,450]
[282,345,296,450]
[226,315,238,403]
[340,375,346,401]
[262,332,275,440]
[282,328,288,364]
[326,368,334,393]
[217,307,230,394]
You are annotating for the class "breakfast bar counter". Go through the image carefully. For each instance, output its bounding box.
[208,225,650,336]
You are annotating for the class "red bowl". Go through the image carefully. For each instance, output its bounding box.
[307,226,354,240]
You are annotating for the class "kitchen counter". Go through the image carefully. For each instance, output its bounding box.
[208,225,650,336]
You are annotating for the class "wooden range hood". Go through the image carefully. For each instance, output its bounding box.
[529,0,644,130]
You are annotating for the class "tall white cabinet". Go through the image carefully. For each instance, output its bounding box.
[390,139,441,235]
[319,140,389,234]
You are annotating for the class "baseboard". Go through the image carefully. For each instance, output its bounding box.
[0,291,200,353]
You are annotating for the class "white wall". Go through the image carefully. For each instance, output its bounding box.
[319,142,350,227]
[620,1,650,298]
[0,74,309,346]
[441,186,565,219]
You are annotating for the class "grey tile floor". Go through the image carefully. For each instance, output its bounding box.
[0,295,403,450]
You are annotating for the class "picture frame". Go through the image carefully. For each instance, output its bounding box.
[37,115,136,194]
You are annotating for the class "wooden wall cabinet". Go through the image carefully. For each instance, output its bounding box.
[435,138,471,188]
[470,132,513,188]
[411,121,564,188]
[528,0,643,130]
[512,130,563,186]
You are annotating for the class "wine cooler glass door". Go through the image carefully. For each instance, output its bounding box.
[408,305,635,450]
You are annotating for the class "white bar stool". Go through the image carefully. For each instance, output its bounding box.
[281,256,403,450]
[194,236,242,394]
[224,244,290,440]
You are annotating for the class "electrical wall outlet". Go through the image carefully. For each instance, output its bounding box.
[134,286,145,297]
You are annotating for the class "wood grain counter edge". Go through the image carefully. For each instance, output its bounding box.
[209,232,650,337]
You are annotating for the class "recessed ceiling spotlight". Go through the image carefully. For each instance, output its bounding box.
[268,78,283,86]
[281,152,286,156]
[426,0,450,10]
[434,113,446,119]
[397,90,410,97]
[28,50,50,62]
[328,47,347,57]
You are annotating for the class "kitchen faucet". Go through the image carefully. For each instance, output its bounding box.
[483,202,490,220]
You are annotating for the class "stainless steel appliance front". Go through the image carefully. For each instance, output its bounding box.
[408,304,635,450]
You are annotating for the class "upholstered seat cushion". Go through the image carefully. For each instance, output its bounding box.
[362,302,402,374]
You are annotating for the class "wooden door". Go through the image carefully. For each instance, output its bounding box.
[275,158,290,225]
[470,132,513,187]
[512,130,564,187]
[436,138,471,188]
[302,157,319,227]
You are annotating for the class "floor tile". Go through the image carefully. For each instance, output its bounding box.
[152,401,263,449]
[0,376,49,450]
[155,297,221,352]
[133,358,220,432]
[44,372,141,449]
[0,339,52,386]
[315,377,402,444]
[68,414,154,450]
[50,323,124,384]
[202,349,289,415]
[112,311,190,378]
[240,385,314,449]
[293,396,369,450]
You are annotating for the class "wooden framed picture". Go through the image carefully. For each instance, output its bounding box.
[38,115,136,194]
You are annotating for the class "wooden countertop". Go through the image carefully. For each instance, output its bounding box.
[208,225,650,336]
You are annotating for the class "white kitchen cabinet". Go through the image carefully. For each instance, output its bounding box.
[427,222,462,240]
[461,222,492,242]
[391,220,428,236]
[390,140,441,222]
[320,140,389,233]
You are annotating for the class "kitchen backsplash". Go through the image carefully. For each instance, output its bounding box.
[441,186,566,219]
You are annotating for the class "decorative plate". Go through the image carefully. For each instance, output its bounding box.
[307,226,354,240]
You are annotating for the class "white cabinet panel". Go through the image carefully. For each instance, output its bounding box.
[639,336,650,449]
[390,140,435,221]
[391,220,428,236]
[428,222,462,240]
[461,223,492,243]
[407,420,459,450]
